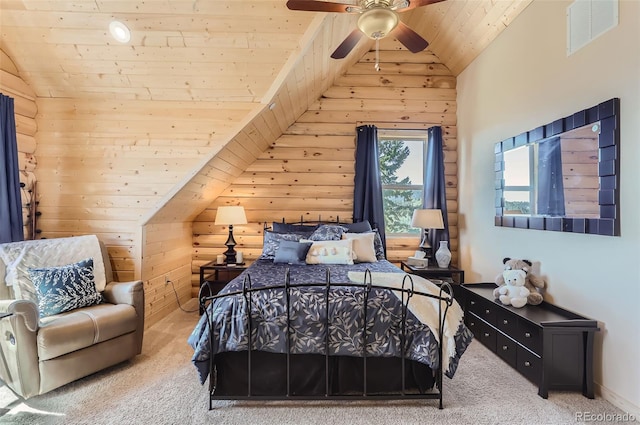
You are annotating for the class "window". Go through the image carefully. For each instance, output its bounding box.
[502,145,534,214]
[378,129,427,235]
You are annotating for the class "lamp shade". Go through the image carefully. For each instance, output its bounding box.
[411,209,444,229]
[214,206,248,225]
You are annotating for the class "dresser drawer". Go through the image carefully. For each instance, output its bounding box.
[496,332,517,368]
[465,312,483,340]
[478,320,497,352]
[496,309,517,335]
[467,296,497,326]
[515,320,541,354]
[517,346,541,385]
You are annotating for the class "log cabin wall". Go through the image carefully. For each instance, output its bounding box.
[192,39,459,294]
[33,98,251,327]
[141,222,194,326]
[1,49,38,240]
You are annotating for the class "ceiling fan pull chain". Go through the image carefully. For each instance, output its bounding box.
[375,38,381,72]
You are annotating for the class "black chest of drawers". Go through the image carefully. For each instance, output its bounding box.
[461,283,599,399]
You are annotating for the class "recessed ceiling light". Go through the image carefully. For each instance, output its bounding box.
[109,21,131,43]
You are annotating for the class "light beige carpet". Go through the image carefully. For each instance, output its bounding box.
[0,299,632,425]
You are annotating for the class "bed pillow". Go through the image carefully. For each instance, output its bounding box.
[343,220,373,234]
[274,240,313,265]
[259,231,305,260]
[308,224,348,241]
[28,258,102,318]
[272,222,319,235]
[373,230,386,260]
[342,232,377,263]
[305,239,354,265]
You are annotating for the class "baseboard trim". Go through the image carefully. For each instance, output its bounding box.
[597,383,640,419]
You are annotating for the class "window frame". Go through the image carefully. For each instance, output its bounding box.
[377,129,428,237]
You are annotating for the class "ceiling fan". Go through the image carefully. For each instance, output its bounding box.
[286,0,445,59]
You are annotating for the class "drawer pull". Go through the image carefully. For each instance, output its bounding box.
[525,332,531,338]
[503,319,509,325]
[470,322,475,327]
[484,333,490,337]
[502,345,508,351]
[485,309,490,314]
[524,361,531,367]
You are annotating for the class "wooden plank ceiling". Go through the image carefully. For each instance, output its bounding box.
[0,0,532,223]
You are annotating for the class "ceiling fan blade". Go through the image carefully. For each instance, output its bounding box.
[331,29,364,59]
[395,0,446,13]
[392,21,429,53]
[286,0,356,13]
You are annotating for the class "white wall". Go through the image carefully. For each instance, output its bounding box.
[457,0,639,415]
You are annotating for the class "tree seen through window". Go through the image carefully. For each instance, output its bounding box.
[378,131,426,235]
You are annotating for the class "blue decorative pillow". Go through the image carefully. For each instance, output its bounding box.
[28,258,102,318]
[259,231,305,260]
[274,240,313,265]
[308,224,348,241]
[343,220,372,233]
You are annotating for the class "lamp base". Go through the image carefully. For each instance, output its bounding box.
[419,234,433,259]
[223,225,238,264]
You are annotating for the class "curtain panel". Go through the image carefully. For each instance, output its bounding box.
[0,94,24,243]
[537,137,565,216]
[423,126,449,250]
[353,125,386,252]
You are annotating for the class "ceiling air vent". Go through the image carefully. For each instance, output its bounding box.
[567,0,618,56]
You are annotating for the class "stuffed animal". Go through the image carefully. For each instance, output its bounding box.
[497,269,530,308]
[494,258,545,306]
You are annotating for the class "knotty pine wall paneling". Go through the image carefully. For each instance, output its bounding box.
[1,49,38,240]
[33,97,252,326]
[142,222,194,327]
[192,40,459,294]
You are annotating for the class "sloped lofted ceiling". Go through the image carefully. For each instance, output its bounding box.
[0,0,532,224]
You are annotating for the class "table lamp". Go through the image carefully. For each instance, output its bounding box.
[214,205,248,264]
[411,209,444,259]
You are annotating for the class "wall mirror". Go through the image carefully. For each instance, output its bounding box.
[495,98,620,236]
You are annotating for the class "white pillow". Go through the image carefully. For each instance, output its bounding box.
[305,239,354,265]
[342,232,378,263]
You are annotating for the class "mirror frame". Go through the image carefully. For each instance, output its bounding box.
[495,98,620,236]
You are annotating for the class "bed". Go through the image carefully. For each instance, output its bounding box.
[188,221,473,409]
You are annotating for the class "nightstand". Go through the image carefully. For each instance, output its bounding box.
[199,262,247,314]
[400,261,464,300]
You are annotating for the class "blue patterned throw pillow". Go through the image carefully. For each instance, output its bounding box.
[259,231,306,260]
[372,229,386,260]
[28,258,102,318]
[308,224,348,241]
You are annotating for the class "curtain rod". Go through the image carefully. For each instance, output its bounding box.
[355,121,442,129]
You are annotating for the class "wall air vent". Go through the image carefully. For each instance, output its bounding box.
[567,0,618,56]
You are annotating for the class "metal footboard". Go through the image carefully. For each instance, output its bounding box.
[199,268,454,409]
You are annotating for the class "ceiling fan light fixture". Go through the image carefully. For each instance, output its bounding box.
[357,8,399,39]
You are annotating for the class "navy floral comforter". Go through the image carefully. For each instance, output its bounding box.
[188,260,473,385]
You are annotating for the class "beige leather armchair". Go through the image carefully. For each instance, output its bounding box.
[0,235,144,399]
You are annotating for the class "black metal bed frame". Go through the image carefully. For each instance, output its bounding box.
[199,268,455,409]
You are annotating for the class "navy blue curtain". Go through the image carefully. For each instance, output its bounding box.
[537,136,565,216]
[353,125,386,251]
[423,126,449,251]
[0,94,24,243]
